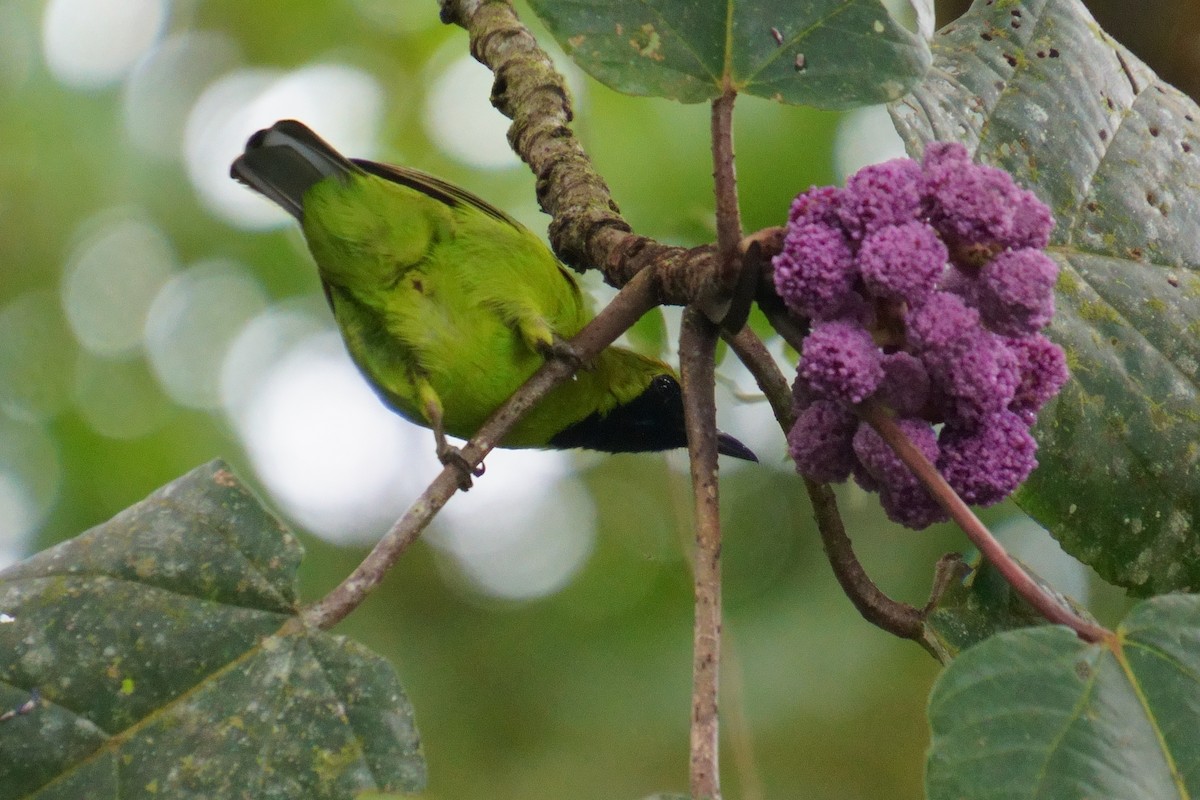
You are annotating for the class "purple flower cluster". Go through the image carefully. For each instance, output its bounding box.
[776,143,1068,530]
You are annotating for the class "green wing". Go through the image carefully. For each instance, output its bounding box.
[352,159,521,228]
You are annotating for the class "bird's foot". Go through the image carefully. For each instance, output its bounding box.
[438,443,484,491]
[538,335,585,371]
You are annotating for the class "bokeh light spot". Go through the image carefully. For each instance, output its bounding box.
[833,104,907,181]
[994,514,1091,606]
[229,328,434,542]
[423,52,520,170]
[0,416,61,564]
[144,260,267,409]
[0,473,35,570]
[185,63,385,228]
[430,450,596,600]
[123,31,241,161]
[62,209,177,358]
[220,303,329,414]
[42,0,168,89]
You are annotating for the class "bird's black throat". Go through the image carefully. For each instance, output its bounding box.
[548,374,757,462]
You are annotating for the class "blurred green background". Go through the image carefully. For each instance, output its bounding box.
[0,1,1189,797]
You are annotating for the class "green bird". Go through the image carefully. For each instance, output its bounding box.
[230,120,756,470]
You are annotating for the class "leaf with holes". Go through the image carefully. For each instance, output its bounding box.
[927,594,1200,799]
[889,0,1200,595]
[0,461,425,800]
[526,0,931,108]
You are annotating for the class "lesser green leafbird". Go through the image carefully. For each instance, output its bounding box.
[230,120,756,466]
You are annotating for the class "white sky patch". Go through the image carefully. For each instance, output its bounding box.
[144,260,267,409]
[833,104,908,182]
[0,472,36,569]
[420,28,587,171]
[229,329,436,543]
[423,52,520,170]
[123,31,241,161]
[221,304,330,414]
[992,514,1091,607]
[42,0,168,89]
[429,449,596,600]
[0,416,60,566]
[62,210,177,358]
[185,63,384,228]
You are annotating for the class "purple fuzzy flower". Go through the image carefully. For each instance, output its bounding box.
[878,351,930,417]
[925,158,1022,249]
[852,418,946,529]
[1007,333,1069,422]
[977,248,1059,336]
[773,222,857,320]
[923,330,1020,428]
[788,400,860,483]
[800,320,884,404]
[880,484,949,530]
[905,291,980,352]
[1002,188,1056,249]
[857,221,947,305]
[775,145,1059,527]
[852,460,881,493]
[852,418,939,489]
[938,411,1038,505]
[788,185,844,227]
[937,266,981,306]
[837,158,925,241]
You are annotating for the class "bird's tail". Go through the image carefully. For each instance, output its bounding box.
[230,120,360,219]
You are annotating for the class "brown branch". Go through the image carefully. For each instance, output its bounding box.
[680,308,723,800]
[803,478,926,639]
[856,399,1113,644]
[302,269,660,630]
[725,324,932,642]
[441,0,735,311]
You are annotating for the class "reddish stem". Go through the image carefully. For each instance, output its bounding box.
[857,399,1112,644]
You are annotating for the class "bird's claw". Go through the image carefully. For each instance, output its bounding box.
[438,444,484,490]
[539,336,585,371]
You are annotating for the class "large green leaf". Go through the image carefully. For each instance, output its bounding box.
[927,594,1200,799]
[0,461,425,800]
[889,0,1200,595]
[527,0,931,108]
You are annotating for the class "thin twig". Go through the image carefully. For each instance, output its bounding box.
[680,308,724,800]
[302,269,660,630]
[803,478,926,638]
[726,324,937,641]
[856,399,1113,644]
